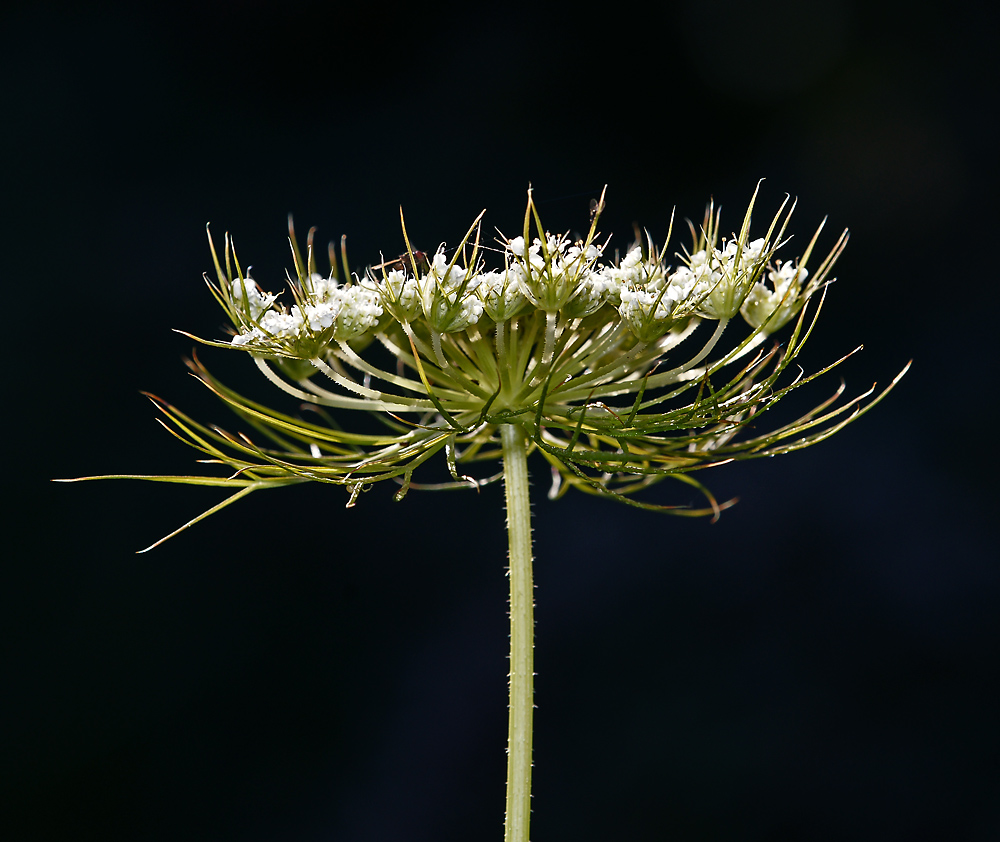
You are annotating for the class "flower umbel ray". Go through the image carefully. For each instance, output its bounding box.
[61,184,909,551]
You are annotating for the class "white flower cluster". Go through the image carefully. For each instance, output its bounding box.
[376,268,422,322]
[231,276,277,319]
[740,260,810,331]
[613,246,700,342]
[476,269,529,322]
[675,237,767,320]
[231,276,382,348]
[507,234,604,313]
[227,229,801,353]
[418,250,485,333]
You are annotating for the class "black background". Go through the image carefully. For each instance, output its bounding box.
[4,1,998,840]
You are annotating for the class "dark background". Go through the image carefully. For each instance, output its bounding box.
[4,1,998,840]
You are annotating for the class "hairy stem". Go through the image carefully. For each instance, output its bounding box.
[501,422,534,842]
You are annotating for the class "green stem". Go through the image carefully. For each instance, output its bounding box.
[501,422,534,842]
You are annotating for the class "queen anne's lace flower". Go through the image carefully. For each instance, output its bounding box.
[477,268,530,322]
[232,307,305,346]
[509,234,604,313]
[334,284,383,339]
[231,277,277,319]
[69,185,909,842]
[416,249,485,333]
[229,272,382,350]
[123,183,903,544]
[741,261,811,331]
[677,236,768,320]
[366,268,420,323]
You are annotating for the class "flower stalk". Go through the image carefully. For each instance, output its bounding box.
[501,422,534,842]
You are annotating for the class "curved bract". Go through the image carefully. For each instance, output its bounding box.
[66,185,909,550]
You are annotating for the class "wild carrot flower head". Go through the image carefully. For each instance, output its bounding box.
[88,183,907,549]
